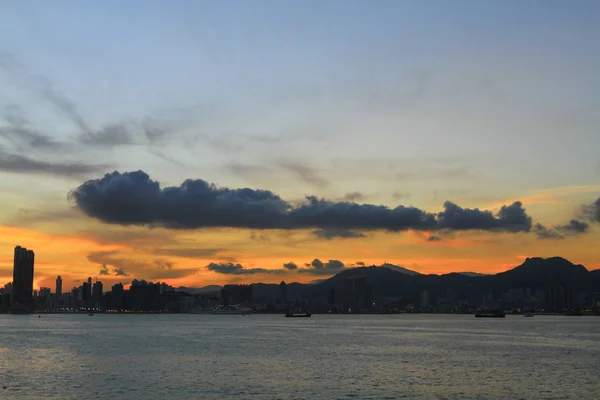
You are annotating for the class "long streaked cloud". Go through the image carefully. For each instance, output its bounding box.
[0,148,111,178]
[205,259,348,276]
[297,259,346,275]
[205,262,285,275]
[312,228,365,240]
[1,53,180,152]
[69,170,535,234]
[534,219,589,240]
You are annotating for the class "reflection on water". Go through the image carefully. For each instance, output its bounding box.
[0,314,598,399]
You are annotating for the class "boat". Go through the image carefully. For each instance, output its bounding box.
[285,307,311,317]
[88,312,94,316]
[524,313,534,317]
[475,309,505,318]
[285,311,312,318]
[212,304,252,315]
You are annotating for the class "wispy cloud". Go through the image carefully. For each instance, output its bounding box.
[279,162,329,188]
[0,148,110,178]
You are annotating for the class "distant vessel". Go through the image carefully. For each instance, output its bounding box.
[524,313,534,317]
[475,309,505,318]
[88,312,94,316]
[562,310,583,316]
[285,308,311,318]
[285,311,312,318]
[212,305,252,315]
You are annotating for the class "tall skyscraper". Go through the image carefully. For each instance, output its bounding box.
[11,245,35,313]
[56,275,62,297]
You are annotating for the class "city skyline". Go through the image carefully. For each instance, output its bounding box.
[1,1,600,290]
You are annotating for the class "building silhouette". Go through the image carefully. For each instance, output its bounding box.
[221,284,253,305]
[345,276,372,312]
[10,246,35,313]
[56,275,62,297]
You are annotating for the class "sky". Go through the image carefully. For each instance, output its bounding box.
[1,1,599,291]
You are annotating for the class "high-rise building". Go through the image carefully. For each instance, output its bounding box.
[345,276,371,312]
[93,281,103,304]
[56,275,62,297]
[10,245,35,313]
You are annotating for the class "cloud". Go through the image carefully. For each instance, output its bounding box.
[283,262,298,270]
[99,265,110,275]
[0,105,63,150]
[299,258,346,275]
[312,228,365,240]
[556,219,589,234]
[436,201,532,232]
[227,163,273,180]
[153,248,223,258]
[342,192,365,202]
[582,197,600,223]
[534,223,564,240]
[392,191,412,200]
[356,261,365,266]
[280,163,329,188]
[0,148,110,178]
[427,235,443,242]
[205,262,284,275]
[70,170,536,234]
[249,232,271,242]
[112,268,129,276]
[79,123,135,146]
[0,52,91,134]
[87,250,197,280]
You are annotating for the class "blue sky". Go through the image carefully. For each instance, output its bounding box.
[1,1,599,202]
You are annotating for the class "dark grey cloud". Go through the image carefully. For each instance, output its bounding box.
[356,261,365,266]
[70,170,536,234]
[283,262,298,270]
[99,265,110,275]
[312,228,365,240]
[427,235,443,242]
[436,201,532,232]
[280,163,329,188]
[299,259,346,275]
[70,171,291,229]
[286,195,437,231]
[556,219,589,234]
[0,148,110,178]
[206,262,284,275]
[534,223,564,240]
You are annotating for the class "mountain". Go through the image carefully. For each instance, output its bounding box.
[380,263,421,276]
[458,272,489,277]
[251,257,600,303]
[176,285,221,294]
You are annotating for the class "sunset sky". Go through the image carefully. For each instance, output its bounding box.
[1,1,599,291]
